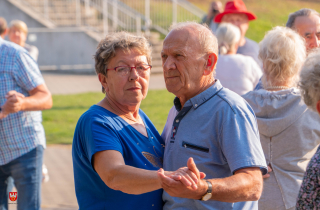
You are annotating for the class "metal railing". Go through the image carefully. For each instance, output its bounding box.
[10,0,205,37]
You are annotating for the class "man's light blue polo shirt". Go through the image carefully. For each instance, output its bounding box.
[162,80,267,210]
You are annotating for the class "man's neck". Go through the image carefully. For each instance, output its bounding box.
[239,36,246,47]
[178,78,216,108]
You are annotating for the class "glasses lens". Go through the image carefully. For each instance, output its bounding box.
[115,66,130,76]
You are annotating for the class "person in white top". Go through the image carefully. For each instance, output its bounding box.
[215,23,262,95]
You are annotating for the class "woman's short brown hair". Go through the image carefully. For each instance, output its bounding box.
[94,31,152,93]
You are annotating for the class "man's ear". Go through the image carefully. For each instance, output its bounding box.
[98,73,109,92]
[203,53,218,75]
[316,100,320,115]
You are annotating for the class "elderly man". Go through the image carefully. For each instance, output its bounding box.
[0,17,52,209]
[286,8,320,52]
[158,22,267,210]
[297,48,320,209]
[214,0,259,65]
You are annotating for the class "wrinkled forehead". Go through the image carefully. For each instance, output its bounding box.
[163,28,200,52]
[294,15,320,33]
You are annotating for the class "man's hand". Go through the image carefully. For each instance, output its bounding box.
[2,91,25,115]
[158,157,208,199]
[164,163,206,190]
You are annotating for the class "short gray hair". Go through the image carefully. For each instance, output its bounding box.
[286,8,320,29]
[168,21,218,56]
[299,48,320,112]
[259,26,306,88]
[216,23,241,55]
[94,31,152,93]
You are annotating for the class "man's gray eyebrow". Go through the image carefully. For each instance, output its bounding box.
[304,32,311,36]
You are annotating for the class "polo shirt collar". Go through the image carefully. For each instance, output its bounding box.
[174,80,223,111]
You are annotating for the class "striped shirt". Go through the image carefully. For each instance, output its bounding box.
[0,37,46,165]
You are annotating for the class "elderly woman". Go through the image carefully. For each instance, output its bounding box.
[72,32,200,209]
[215,23,262,95]
[297,49,320,209]
[242,27,320,210]
[8,20,39,61]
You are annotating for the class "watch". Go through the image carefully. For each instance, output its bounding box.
[201,180,212,201]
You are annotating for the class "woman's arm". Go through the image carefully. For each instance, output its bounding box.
[93,150,200,195]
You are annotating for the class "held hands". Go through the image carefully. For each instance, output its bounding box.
[0,91,25,119]
[158,157,207,199]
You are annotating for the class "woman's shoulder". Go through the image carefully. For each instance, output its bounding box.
[77,105,118,127]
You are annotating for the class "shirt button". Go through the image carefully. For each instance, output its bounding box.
[173,129,176,132]
[195,104,198,107]
[151,137,153,139]
[176,119,179,123]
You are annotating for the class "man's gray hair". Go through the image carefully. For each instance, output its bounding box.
[168,21,218,56]
[299,49,320,112]
[94,31,152,93]
[286,8,320,29]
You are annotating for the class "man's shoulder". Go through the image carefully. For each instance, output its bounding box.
[244,37,259,50]
[215,87,252,115]
[0,39,27,54]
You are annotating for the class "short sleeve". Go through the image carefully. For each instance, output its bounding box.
[219,110,267,175]
[85,115,124,166]
[13,50,44,92]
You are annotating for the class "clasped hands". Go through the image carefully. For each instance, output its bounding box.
[0,91,25,119]
[158,157,208,200]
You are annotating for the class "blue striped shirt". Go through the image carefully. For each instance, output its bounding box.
[0,37,46,165]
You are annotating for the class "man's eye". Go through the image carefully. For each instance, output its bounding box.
[161,54,167,59]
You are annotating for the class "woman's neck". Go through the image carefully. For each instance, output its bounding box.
[98,97,141,123]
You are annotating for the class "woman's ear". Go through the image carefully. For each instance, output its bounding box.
[203,53,218,75]
[98,73,109,92]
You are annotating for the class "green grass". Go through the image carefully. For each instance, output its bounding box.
[189,0,320,43]
[42,90,175,144]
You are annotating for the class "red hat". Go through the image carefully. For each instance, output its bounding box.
[214,0,257,23]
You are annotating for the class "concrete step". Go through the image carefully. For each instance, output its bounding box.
[151,66,163,74]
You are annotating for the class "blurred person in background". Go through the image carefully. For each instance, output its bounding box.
[215,23,262,95]
[0,16,52,210]
[200,1,223,34]
[8,20,49,190]
[242,26,320,210]
[214,0,260,66]
[297,48,320,209]
[72,31,201,210]
[0,17,8,38]
[286,8,320,53]
[8,20,39,61]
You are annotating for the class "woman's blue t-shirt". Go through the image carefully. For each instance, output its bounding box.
[72,105,165,210]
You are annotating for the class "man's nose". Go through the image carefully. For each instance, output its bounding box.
[162,56,176,72]
[310,35,320,49]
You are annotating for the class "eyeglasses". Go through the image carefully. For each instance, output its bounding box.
[105,64,152,76]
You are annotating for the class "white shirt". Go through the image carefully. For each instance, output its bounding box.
[215,54,262,95]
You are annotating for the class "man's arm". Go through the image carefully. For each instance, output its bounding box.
[158,157,263,202]
[1,84,52,116]
[93,150,202,195]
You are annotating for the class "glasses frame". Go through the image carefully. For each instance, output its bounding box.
[105,64,152,76]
